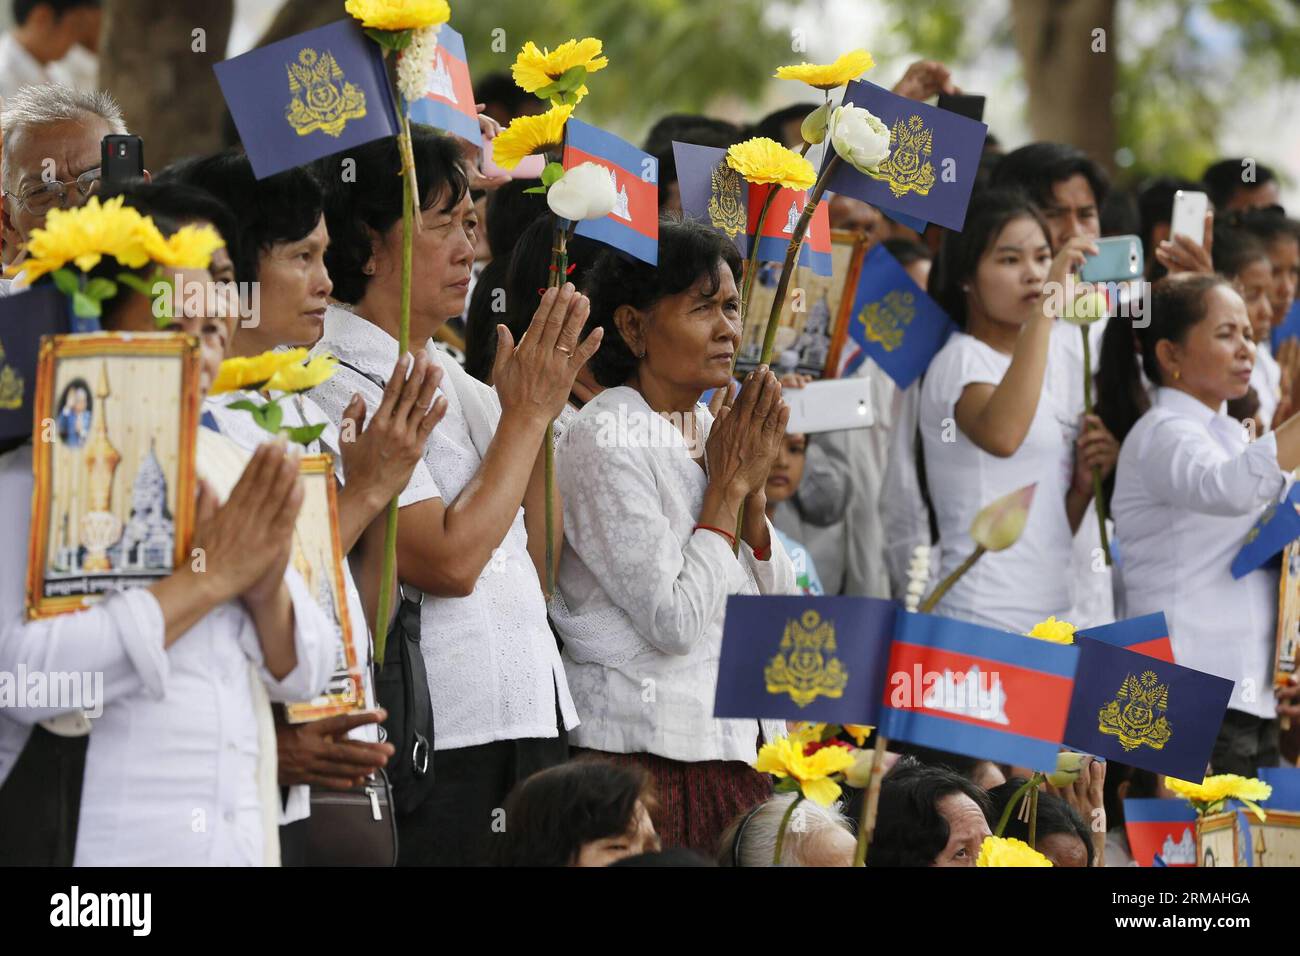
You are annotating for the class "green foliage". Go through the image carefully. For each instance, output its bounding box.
[451,0,795,138]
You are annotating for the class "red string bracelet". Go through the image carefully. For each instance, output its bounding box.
[751,542,772,561]
[694,523,737,550]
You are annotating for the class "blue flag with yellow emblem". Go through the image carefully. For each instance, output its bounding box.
[823,80,987,232]
[1231,484,1300,578]
[0,287,72,443]
[714,595,895,723]
[214,18,398,180]
[835,243,954,386]
[1063,637,1232,781]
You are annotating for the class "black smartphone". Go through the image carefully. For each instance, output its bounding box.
[936,93,986,122]
[101,134,144,188]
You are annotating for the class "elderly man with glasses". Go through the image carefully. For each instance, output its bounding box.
[1,83,145,276]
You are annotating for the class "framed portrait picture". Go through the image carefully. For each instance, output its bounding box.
[285,453,365,723]
[736,229,871,379]
[1275,540,1300,689]
[26,333,200,619]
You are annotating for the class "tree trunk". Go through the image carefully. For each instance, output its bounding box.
[99,0,234,170]
[255,0,340,48]
[1010,0,1118,175]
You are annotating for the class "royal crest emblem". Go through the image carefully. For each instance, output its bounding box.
[0,340,21,410]
[858,289,916,353]
[1098,670,1173,752]
[1243,502,1277,546]
[285,47,367,138]
[764,609,849,707]
[867,114,936,199]
[706,160,746,240]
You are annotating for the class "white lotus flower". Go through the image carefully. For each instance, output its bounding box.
[547,162,618,221]
[828,104,891,174]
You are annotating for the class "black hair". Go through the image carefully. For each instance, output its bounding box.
[14,0,97,24]
[986,777,1094,866]
[864,757,992,867]
[1095,299,1150,514]
[1224,205,1300,249]
[1202,158,1279,210]
[886,742,987,782]
[475,70,539,119]
[1101,187,1140,239]
[989,142,1110,214]
[1212,223,1271,278]
[484,179,549,261]
[99,179,240,281]
[1098,273,1232,453]
[881,237,933,268]
[608,848,715,867]
[493,758,655,867]
[585,217,742,388]
[928,188,1050,330]
[465,215,602,384]
[318,124,469,304]
[751,103,820,149]
[647,116,746,211]
[1102,763,1162,830]
[158,150,321,287]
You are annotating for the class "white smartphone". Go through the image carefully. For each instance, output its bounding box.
[784,377,875,434]
[1170,190,1209,243]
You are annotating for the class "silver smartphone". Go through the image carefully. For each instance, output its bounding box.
[1171,189,1209,243]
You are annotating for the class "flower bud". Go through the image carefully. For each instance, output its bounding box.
[969,483,1037,552]
[1046,750,1088,787]
[1061,289,1109,326]
[844,747,874,789]
[800,101,832,145]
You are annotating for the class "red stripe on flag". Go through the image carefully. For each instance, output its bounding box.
[1127,637,1175,663]
[808,198,831,255]
[563,146,657,240]
[885,642,1073,742]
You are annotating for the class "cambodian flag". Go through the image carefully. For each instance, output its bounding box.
[563,119,658,265]
[672,141,831,276]
[879,611,1078,771]
[1231,483,1300,578]
[405,24,480,146]
[1077,613,1174,663]
[1123,799,1198,867]
[214,18,399,180]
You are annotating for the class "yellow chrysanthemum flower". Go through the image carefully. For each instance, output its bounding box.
[492,104,574,171]
[209,349,309,396]
[775,49,876,91]
[754,736,855,806]
[14,195,157,283]
[976,835,1053,867]
[512,38,608,104]
[1026,616,1077,644]
[147,222,225,271]
[266,353,339,393]
[1166,774,1272,821]
[843,724,873,747]
[725,137,817,191]
[345,0,450,32]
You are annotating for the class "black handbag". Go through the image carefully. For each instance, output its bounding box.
[302,770,398,866]
[0,726,87,866]
[374,590,436,816]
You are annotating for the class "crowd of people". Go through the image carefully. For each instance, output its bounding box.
[0,0,1298,869]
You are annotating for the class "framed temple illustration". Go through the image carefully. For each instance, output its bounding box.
[1275,540,1300,691]
[26,333,201,619]
[284,453,366,723]
[736,229,870,379]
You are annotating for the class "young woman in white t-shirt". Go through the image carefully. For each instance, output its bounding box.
[918,190,1118,633]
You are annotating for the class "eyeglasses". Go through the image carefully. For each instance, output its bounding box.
[5,168,102,215]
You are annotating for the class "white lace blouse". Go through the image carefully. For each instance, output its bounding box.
[548,386,794,763]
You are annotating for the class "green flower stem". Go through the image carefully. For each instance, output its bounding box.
[1080,326,1111,565]
[372,94,415,667]
[758,154,841,367]
[542,219,576,597]
[994,772,1042,837]
[774,792,804,865]
[918,545,986,614]
[1028,786,1040,849]
[854,732,889,866]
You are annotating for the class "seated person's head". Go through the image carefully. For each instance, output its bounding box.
[718,792,856,867]
[764,431,807,508]
[867,757,992,867]
[494,758,660,867]
[989,141,1109,247]
[986,777,1094,867]
[586,219,741,399]
[12,1,100,62]
[1212,223,1275,346]
[889,742,1005,791]
[1202,158,1281,212]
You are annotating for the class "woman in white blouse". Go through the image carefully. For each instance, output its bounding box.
[308,127,601,865]
[918,189,1117,633]
[1110,273,1300,774]
[0,203,336,865]
[550,220,795,854]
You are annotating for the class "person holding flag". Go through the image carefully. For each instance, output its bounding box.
[919,189,1114,633]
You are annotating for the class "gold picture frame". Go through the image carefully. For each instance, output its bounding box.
[736,229,871,379]
[1276,540,1300,690]
[26,333,200,619]
[284,453,365,723]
